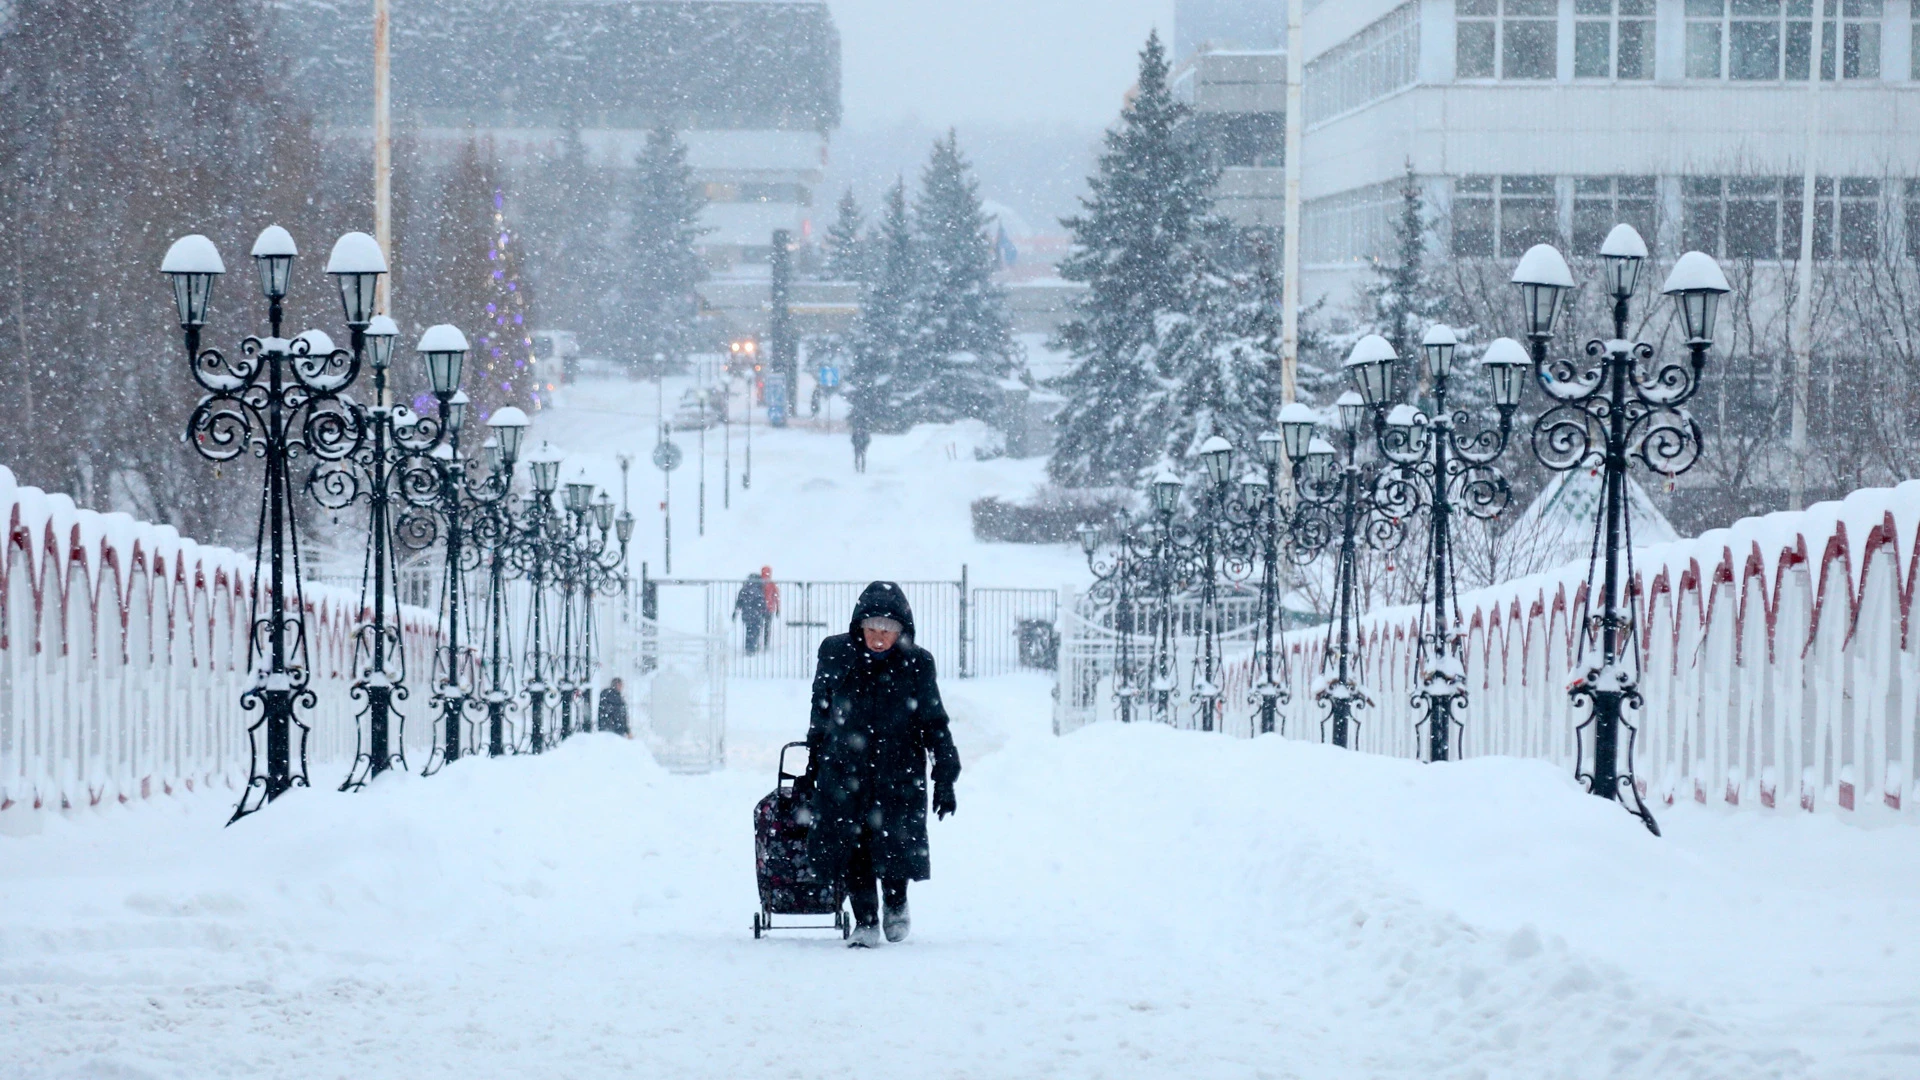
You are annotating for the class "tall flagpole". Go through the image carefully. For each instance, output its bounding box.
[374,0,393,312]
[1280,0,1305,408]
[1788,9,1824,511]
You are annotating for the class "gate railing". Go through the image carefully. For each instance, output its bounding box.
[641,569,1065,680]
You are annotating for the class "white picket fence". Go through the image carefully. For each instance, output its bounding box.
[0,468,441,813]
[1059,480,1920,816]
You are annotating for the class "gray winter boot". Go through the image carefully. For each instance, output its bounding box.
[882,900,910,943]
[848,923,881,949]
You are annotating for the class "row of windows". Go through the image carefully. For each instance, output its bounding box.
[1454,0,1898,81]
[1448,174,1904,260]
[1306,2,1421,124]
[1684,0,1884,80]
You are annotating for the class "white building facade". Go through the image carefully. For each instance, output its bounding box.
[1299,0,1920,306]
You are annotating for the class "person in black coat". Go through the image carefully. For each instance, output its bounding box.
[596,677,630,737]
[733,573,768,655]
[801,581,960,948]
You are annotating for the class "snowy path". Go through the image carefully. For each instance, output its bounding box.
[5,676,1918,1079]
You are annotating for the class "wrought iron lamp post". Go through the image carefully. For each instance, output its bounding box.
[313,295,451,791]
[575,492,634,732]
[477,408,529,757]
[1285,385,1411,749]
[515,441,566,753]
[162,227,373,822]
[1077,518,1152,725]
[1146,472,1184,725]
[1343,327,1528,762]
[1244,429,1295,735]
[1510,226,1730,835]
[416,326,476,773]
[555,478,596,740]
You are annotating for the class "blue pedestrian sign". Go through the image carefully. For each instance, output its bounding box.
[817,364,840,390]
[766,373,789,428]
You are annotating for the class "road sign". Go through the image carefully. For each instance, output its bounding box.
[817,364,840,390]
[766,373,788,428]
[652,440,683,472]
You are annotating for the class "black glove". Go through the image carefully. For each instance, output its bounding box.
[933,780,956,820]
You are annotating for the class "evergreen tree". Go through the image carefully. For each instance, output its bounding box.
[897,131,1016,425]
[1049,31,1219,488]
[1366,162,1444,398]
[824,188,868,283]
[482,189,537,408]
[1155,254,1283,476]
[628,125,707,372]
[848,179,914,434]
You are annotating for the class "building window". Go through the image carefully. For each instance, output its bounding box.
[1457,0,1558,80]
[1452,175,1560,257]
[1572,176,1659,253]
[1685,0,1883,81]
[1574,0,1656,79]
[1306,3,1420,124]
[1304,180,1405,264]
[1684,175,1881,259]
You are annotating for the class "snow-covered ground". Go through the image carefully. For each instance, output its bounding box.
[5,376,1919,1078]
[523,373,1085,588]
[6,696,1918,1078]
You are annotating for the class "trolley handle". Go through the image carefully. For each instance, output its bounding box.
[777,740,811,790]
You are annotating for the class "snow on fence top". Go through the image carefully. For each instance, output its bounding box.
[1322,478,1920,813]
[0,466,441,812]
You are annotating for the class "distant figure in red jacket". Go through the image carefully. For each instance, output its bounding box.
[760,566,780,650]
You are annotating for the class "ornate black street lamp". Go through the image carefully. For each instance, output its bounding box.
[310,295,451,791]
[163,227,372,822]
[1286,385,1410,749]
[1510,226,1729,835]
[1344,326,1528,762]
[475,407,529,757]
[1146,471,1184,724]
[572,490,634,732]
[1243,429,1295,735]
[1077,518,1152,724]
[414,325,479,774]
[513,441,566,753]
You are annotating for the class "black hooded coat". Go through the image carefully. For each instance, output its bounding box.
[803,581,961,882]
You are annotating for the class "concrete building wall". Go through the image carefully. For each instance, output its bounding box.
[1297,0,1920,311]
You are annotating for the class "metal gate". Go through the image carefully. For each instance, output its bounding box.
[968,587,1061,676]
[641,571,1065,680]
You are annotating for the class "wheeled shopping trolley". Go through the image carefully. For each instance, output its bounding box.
[752,741,849,939]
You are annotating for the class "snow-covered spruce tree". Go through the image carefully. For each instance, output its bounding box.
[848,180,915,434]
[1365,162,1447,398]
[896,131,1017,425]
[1049,31,1218,488]
[824,188,869,284]
[628,125,708,372]
[1147,247,1287,480]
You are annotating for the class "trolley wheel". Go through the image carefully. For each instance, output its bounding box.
[752,912,763,939]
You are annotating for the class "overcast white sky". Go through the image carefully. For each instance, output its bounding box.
[828,0,1175,129]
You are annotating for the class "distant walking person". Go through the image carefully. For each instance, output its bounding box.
[851,416,872,473]
[760,567,781,651]
[597,677,630,737]
[733,573,768,655]
[800,582,961,948]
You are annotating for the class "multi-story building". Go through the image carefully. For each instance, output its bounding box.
[278,0,841,271]
[1298,0,1920,307]
[1174,49,1290,230]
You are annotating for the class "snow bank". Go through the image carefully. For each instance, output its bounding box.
[5,714,1912,1076]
